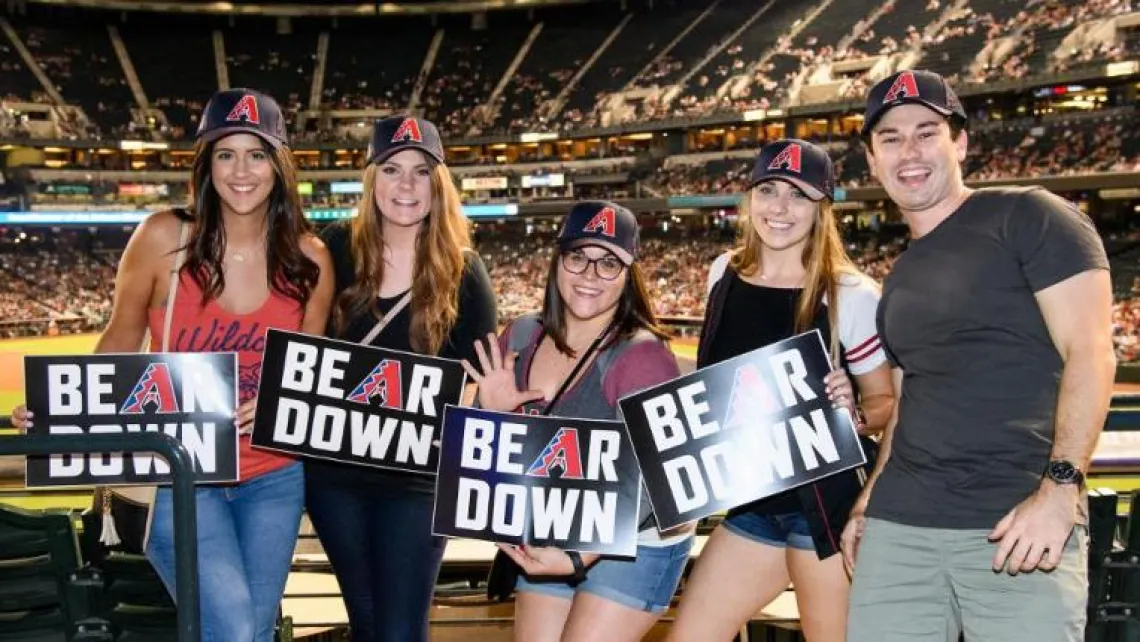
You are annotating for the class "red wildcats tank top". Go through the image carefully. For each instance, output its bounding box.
[147,270,304,481]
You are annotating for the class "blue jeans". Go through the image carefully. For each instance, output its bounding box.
[146,462,304,642]
[304,477,446,642]
[516,536,694,614]
[722,510,816,551]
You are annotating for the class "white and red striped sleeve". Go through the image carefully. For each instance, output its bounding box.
[838,275,887,376]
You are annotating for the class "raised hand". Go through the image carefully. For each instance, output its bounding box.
[461,333,546,413]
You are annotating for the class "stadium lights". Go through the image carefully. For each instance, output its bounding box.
[519,132,558,143]
[119,141,170,151]
[0,203,522,226]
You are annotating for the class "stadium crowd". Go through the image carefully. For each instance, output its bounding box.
[3,227,1136,363]
[0,0,1136,141]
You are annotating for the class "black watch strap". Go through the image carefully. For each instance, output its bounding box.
[567,551,587,586]
[1045,459,1085,486]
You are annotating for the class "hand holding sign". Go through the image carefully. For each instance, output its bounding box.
[497,543,598,579]
[237,397,257,435]
[824,369,857,420]
[462,333,546,412]
[10,404,32,431]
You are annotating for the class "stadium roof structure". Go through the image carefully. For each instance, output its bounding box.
[18,0,603,15]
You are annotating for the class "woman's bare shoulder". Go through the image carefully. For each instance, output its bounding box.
[129,210,189,260]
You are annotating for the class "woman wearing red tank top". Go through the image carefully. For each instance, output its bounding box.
[13,89,334,641]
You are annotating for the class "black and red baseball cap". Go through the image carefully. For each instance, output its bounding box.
[861,69,967,136]
[557,201,639,266]
[748,139,835,202]
[367,115,446,165]
[196,89,288,148]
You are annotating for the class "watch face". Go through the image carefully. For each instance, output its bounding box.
[1048,460,1079,483]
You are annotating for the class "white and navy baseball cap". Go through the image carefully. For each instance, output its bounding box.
[748,139,835,202]
[196,88,288,148]
[861,69,967,136]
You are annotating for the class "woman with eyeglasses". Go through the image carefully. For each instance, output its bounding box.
[463,201,696,642]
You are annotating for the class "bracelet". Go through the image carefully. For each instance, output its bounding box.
[854,407,868,430]
[567,551,588,586]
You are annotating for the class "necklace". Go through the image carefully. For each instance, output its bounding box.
[227,245,262,263]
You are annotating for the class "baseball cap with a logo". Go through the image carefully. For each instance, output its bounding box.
[196,89,289,148]
[366,116,446,165]
[557,201,640,266]
[861,69,967,136]
[748,139,835,201]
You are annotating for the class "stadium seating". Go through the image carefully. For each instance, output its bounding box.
[0,0,1135,138]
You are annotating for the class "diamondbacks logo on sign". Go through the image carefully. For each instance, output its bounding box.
[722,363,780,429]
[618,330,866,529]
[391,118,424,144]
[23,353,239,488]
[767,144,803,173]
[526,427,584,479]
[251,329,467,475]
[119,363,179,414]
[883,71,919,103]
[345,359,403,407]
[582,207,617,237]
[226,94,260,124]
[432,406,641,556]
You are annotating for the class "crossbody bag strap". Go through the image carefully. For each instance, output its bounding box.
[359,290,413,346]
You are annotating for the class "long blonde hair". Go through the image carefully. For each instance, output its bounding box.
[334,160,470,354]
[730,190,859,363]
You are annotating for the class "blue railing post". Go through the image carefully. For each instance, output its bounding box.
[0,431,200,642]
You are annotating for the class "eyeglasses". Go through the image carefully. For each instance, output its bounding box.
[560,250,626,281]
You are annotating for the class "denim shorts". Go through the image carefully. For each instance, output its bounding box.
[515,536,694,614]
[722,510,815,551]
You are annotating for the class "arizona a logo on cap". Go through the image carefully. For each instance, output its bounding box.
[391,118,424,144]
[883,71,920,103]
[225,94,261,125]
[767,143,803,173]
[582,206,617,237]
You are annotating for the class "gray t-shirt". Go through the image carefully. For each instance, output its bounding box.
[867,187,1110,529]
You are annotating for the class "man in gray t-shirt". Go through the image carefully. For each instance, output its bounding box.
[844,70,1114,642]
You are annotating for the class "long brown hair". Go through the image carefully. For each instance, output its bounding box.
[334,160,470,354]
[183,136,318,306]
[730,190,859,362]
[541,250,669,357]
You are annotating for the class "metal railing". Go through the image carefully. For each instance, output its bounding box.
[0,431,200,642]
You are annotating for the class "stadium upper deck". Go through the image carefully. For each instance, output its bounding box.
[0,0,1135,146]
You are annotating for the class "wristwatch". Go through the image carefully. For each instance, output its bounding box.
[567,551,588,586]
[1045,459,1085,487]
